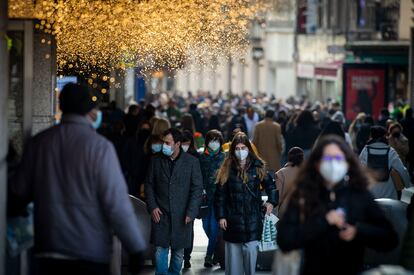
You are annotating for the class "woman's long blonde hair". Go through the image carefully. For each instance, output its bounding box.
[152,118,171,136]
[144,117,170,152]
[216,132,266,185]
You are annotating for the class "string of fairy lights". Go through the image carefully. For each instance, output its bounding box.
[8,0,267,75]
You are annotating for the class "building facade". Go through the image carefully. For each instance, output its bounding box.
[175,0,297,99]
[296,0,413,118]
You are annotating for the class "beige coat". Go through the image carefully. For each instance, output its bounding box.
[275,164,300,215]
[253,118,282,171]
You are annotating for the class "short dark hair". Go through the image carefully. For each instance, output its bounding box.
[128,104,139,114]
[205,130,224,148]
[163,128,183,143]
[288,147,304,166]
[380,108,390,117]
[370,125,387,140]
[182,130,194,143]
[265,109,275,119]
[59,83,97,115]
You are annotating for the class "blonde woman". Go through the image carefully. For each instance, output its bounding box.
[214,132,278,275]
[144,117,171,156]
[348,112,366,151]
[151,117,171,137]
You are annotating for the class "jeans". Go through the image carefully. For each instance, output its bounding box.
[202,206,220,257]
[155,246,184,275]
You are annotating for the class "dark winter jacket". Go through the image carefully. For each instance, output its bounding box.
[214,159,278,243]
[227,115,248,140]
[199,150,225,205]
[10,115,146,263]
[286,125,320,151]
[277,183,398,275]
[123,132,150,198]
[145,152,203,249]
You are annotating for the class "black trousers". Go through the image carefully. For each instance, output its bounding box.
[184,226,194,261]
[36,258,109,275]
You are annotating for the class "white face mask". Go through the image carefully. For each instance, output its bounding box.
[181,145,190,152]
[208,141,221,152]
[319,159,349,184]
[235,149,249,161]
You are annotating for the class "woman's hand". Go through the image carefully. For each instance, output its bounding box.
[219,219,227,230]
[325,210,345,229]
[264,202,274,215]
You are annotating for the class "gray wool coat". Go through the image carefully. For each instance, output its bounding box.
[144,152,203,249]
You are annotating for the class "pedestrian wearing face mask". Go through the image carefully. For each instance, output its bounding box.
[199,130,226,268]
[10,83,147,275]
[215,132,279,275]
[181,130,199,157]
[278,135,398,275]
[145,128,203,275]
[145,135,163,156]
[181,129,201,269]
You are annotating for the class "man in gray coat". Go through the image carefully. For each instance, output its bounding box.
[145,128,203,275]
[10,83,146,275]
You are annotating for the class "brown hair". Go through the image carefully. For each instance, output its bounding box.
[181,113,196,134]
[388,122,403,134]
[216,132,266,185]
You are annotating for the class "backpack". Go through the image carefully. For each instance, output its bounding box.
[367,145,390,182]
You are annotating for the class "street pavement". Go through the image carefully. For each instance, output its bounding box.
[139,219,272,275]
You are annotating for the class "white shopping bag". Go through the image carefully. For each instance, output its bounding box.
[258,213,279,252]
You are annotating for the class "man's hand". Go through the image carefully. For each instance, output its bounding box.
[185,216,192,224]
[264,202,273,215]
[151,208,163,223]
[219,219,227,230]
[339,224,357,241]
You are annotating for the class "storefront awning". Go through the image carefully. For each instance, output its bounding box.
[345,40,409,65]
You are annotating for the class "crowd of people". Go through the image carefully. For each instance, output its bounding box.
[96,89,414,274]
[6,85,414,275]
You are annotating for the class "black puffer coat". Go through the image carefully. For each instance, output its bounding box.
[214,159,278,243]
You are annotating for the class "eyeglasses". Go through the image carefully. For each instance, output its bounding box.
[322,155,345,161]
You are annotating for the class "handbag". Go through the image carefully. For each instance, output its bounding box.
[197,189,209,219]
[258,213,279,252]
[272,249,302,275]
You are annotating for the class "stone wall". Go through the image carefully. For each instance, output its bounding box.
[32,30,56,135]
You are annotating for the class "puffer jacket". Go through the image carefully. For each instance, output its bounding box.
[214,159,278,243]
[199,150,225,205]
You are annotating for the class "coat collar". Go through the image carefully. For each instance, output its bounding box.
[161,151,186,180]
[61,114,93,128]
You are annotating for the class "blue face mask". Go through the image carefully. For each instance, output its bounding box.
[92,110,102,129]
[151,144,162,153]
[162,144,174,157]
[235,149,249,161]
